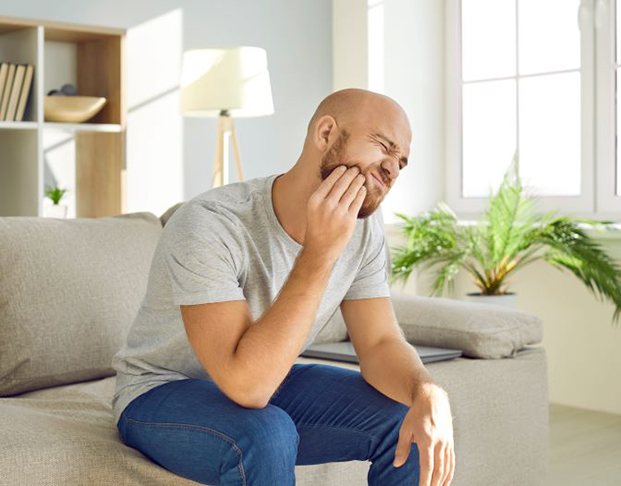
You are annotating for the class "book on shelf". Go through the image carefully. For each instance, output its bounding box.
[0,63,16,120]
[15,64,34,122]
[0,63,9,112]
[6,64,25,121]
[0,63,35,122]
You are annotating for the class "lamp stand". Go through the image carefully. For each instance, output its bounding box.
[212,110,244,187]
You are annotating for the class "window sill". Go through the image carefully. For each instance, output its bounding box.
[384,222,621,242]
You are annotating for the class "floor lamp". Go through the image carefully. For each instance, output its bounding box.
[180,47,274,188]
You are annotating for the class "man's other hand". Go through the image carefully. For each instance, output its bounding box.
[393,383,455,486]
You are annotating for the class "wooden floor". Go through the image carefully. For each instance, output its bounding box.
[547,403,621,485]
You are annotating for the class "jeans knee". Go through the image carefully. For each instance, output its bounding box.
[217,405,299,484]
[373,400,411,450]
[255,404,299,444]
[237,404,299,460]
[382,400,410,429]
[367,401,412,466]
[393,402,410,422]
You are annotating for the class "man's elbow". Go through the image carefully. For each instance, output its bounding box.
[233,391,269,409]
[220,375,271,409]
[206,347,286,409]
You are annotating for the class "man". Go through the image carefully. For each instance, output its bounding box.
[112,88,455,486]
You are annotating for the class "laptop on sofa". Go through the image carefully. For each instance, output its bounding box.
[300,341,463,364]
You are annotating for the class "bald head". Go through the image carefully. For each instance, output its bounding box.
[306,88,409,137]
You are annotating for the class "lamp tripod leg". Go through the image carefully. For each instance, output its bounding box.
[229,119,244,182]
[212,116,225,187]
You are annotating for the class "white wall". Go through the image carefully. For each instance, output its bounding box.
[3,0,333,216]
[333,0,445,225]
[382,0,445,225]
[332,0,368,90]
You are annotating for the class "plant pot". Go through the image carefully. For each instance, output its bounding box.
[464,292,517,308]
[44,204,68,218]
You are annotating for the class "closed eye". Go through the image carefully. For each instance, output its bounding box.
[370,132,409,170]
[374,138,406,171]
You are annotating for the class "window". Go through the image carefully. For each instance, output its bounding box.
[446,0,619,217]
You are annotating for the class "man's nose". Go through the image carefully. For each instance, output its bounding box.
[381,158,399,182]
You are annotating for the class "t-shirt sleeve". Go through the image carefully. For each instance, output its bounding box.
[343,211,391,301]
[163,203,246,306]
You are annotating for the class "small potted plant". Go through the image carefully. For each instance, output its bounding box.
[389,151,621,325]
[44,185,68,218]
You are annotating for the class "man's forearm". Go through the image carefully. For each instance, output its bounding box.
[359,338,439,408]
[233,248,335,405]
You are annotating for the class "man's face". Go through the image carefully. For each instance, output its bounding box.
[319,127,409,219]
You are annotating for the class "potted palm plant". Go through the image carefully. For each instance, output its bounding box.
[389,152,621,325]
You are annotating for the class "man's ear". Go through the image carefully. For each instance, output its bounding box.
[313,115,337,151]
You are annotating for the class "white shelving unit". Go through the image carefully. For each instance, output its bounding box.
[0,16,126,218]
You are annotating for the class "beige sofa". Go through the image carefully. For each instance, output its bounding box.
[0,208,549,485]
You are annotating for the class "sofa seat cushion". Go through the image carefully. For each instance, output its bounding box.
[0,376,201,485]
[0,350,548,486]
[0,212,162,396]
[0,374,370,486]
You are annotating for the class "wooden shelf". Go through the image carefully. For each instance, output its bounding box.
[0,16,126,218]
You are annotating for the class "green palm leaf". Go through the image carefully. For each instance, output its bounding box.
[532,219,621,324]
[390,206,459,286]
[483,150,539,270]
[390,150,621,326]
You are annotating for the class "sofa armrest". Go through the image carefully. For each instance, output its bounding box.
[389,291,543,359]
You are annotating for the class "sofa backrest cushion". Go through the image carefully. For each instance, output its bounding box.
[0,212,162,396]
[159,202,184,227]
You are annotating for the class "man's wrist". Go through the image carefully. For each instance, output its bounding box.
[299,246,337,269]
[412,381,446,403]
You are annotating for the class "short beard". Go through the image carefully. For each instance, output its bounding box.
[318,129,383,219]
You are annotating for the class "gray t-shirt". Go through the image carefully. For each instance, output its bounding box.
[111,173,390,426]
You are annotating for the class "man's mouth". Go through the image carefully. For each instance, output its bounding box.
[371,173,385,189]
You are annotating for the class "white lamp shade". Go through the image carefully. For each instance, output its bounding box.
[180,46,274,118]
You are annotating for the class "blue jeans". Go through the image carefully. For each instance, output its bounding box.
[116,363,420,485]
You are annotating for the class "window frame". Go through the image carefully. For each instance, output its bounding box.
[595,0,620,214]
[445,0,598,218]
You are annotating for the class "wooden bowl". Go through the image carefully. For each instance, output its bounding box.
[44,96,107,123]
